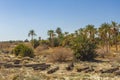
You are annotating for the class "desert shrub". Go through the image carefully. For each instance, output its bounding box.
[71,36,97,61]
[49,47,73,62]
[35,46,48,52]
[12,44,34,58]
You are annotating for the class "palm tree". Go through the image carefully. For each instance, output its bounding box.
[62,33,74,47]
[64,32,69,36]
[111,21,119,51]
[78,28,84,35]
[28,30,36,41]
[98,23,111,53]
[85,24,97,41]
[48,30,55,47]
[56,27,62,37]
[55,27,63,46]
[78,28,87,40]
[28,30,36,47]
[75,30,79,37]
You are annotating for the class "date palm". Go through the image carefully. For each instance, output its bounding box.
[56,27,63,46]
[56,27,62,37]
[78,28,87,41]
[48,30,55,47]
[28,30,36,47]
[111,21,119,51]
[64,32,69,36]
[98,23,111,53]
[85,24,97,41]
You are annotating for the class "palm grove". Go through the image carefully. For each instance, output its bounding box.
[13,21,120,61]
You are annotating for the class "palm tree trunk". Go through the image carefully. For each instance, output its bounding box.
[50,34,54,47]
[51,37,54,47]
[115,36,118,51]
[31,35,34,48]
[105,40,108,53]
[108,34,111,53]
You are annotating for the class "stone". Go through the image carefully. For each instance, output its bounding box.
[14,59,21,64]
[77,67,89,72]
[66,62,74,71]
[114,70,120,75]
[47,66,59,74]
[33,64,50,70]
[101,67,119,73]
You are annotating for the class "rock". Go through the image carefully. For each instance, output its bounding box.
[77,66,89,72]
[2,50,9,54]
[66,62,74,71]
[114,70,120,75]
[84,67,94,73]
[33,64,50,70]
[0,62,6,68]
[47,66,59,74]
[14,59,21,64]
[1,62,50,69]
[66,66,73,71]
[24,63,46,67]
[69,62,74,67]
[101,67,119,73]
[4,63,22,68]
[22,57,33,61]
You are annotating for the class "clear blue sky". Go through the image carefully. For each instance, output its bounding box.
[0,0,120,41]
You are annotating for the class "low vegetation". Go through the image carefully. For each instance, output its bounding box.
[12,44,34,58]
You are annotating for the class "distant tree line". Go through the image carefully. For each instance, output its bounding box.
[26,21,120,61]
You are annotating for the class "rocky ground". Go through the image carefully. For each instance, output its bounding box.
[0,53,120,80]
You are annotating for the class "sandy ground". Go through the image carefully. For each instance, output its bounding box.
[0,54,120,80]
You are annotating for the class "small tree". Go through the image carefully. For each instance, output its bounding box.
[12,44,34,58]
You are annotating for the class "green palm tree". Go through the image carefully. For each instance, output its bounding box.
[78,28,84,35]
[28,30,37,47]
[111,21,119,51]
[56,27,62,37]
[85,24,97,41]
[48,30,55,47]
[28,30,36,40]
[75,30,79,36]
[64,32,69,36]
[78,28,87,40]
[62,33,74,47]
[56,27,63,46]
[98,23,111,53]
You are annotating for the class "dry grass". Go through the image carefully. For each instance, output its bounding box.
[48,47,73,62]
[96,47,120,59]
[34,45,49,55]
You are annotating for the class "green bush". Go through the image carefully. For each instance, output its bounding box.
[71,36,97,61]
[13,44,34,58]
